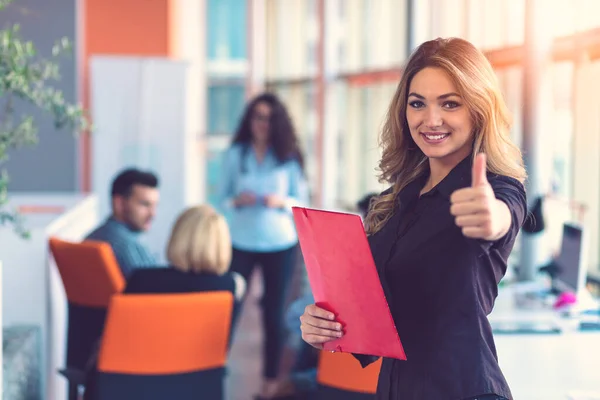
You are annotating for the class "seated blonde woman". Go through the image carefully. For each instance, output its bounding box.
[82,205,244,400]
[124,204,246,303]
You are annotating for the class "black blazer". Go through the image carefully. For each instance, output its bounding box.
[125,267,237,296]
[124,267,241,334]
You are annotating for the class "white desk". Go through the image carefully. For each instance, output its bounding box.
[490,285,600,399]
[495,333,599,399]
[0,193,99,400]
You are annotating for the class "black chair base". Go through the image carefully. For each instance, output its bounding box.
[92,367,225,400]
[59,367,87,400]
[315,384,376,400]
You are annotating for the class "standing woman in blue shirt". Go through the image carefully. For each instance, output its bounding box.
[218,92,309,399]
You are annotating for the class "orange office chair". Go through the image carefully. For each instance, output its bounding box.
[315,351,382,399]
[49,237,126,400]
[87,291,234,400]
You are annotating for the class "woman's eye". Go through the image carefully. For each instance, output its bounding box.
[443,101,460,109]
[408,100,425,108]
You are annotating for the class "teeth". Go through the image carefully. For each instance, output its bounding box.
[425,133,448,140]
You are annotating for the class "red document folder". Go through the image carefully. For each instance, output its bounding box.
[292,207,406,360]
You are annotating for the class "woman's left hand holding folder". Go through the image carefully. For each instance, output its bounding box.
[299,304,344,349]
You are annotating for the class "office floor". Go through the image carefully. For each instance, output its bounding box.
[226,271,263,399]
[226,267,302,400]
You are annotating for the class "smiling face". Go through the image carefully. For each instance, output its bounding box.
[406,67,475,167]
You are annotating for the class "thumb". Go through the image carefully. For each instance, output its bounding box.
[472,153,488,187]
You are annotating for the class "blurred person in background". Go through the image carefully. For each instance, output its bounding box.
[83,204,244,400]
[299,38,527,400]
[218,92,309,399]
[85,168,159,279]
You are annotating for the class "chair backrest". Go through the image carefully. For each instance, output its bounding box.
[317,351,382,394]
[97,291,233,374]
[49,237,125,308]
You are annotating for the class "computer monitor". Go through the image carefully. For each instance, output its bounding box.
[553,222,588,296]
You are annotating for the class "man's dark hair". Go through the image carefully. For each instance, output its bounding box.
[110,168,159,198]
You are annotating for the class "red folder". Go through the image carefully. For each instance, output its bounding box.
[292,207,406,360]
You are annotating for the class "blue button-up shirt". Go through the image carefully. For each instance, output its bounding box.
[217,144,309,252]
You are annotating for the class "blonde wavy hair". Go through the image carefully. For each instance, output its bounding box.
[166,205,232,275]
[364,37,527,235]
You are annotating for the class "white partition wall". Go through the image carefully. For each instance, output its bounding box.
[0,193,98,400]
[0,260,3,398]
[90,56,203,263]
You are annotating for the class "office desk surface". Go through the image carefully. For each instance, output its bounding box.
[495,332,600,399]
[491,285,600,399]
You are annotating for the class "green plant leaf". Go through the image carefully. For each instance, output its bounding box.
[0,0,90,238]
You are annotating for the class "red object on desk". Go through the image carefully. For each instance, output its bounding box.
[292,206,406,360]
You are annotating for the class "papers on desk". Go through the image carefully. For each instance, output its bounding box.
[490,319,562,335]
[490,283,600,334]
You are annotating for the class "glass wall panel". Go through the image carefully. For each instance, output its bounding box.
[207,0,247,60]
[207,85,246,135]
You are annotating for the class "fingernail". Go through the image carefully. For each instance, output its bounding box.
[336,323,342,331]
[329,314,335,320]
[337,331,343,337]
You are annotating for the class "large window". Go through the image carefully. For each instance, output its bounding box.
[206,0,248,209]
[207,85,246,136]
[207,0,247,60]
[413,0,525,48]
[550,62,574,199]
[262,1,600,274]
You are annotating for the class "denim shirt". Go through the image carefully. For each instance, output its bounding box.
[85,217,157,279]
[217,144,309,252]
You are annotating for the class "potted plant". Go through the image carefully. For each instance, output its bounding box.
[0,0,89,238]
[0,0,90,396]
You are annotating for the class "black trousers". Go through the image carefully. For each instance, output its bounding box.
[230,245,297,379]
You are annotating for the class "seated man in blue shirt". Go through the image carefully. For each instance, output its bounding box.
[85,168,159,279]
